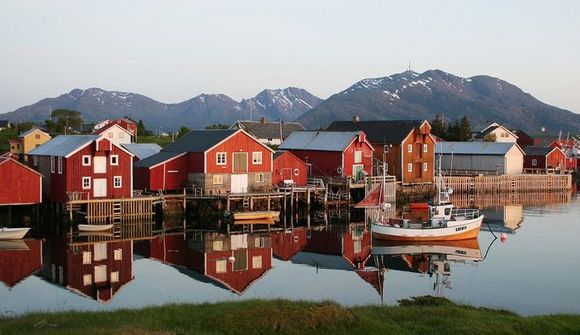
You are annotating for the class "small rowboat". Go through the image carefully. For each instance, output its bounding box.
[0,239,30,250]
[78,224,114,232]
[0,227,31,240]
[233,211,279,221]
[233,218,275,225]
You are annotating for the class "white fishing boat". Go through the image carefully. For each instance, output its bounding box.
[368,154,484,241]
[78,224,114,232]
[0,227,31,240]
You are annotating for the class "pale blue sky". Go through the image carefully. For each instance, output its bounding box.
[1,0,579,113]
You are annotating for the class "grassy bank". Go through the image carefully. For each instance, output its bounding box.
[1,297,579,335]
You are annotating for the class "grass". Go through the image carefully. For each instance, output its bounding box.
[1,297,580,335]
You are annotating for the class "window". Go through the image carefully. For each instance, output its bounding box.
[57,157,63,174]
[50,156,55,173]
[83,274,92,286]
[110,271,119,283]
[213,175,223,185]
[110,155,119,166]
[82,177,91,189]
[33,156,38,166]
[255,173,265,183]
[408,144,413,153]
[445,208,451,215]
[532,159,537,166]
[252,256,262,269]
[216,152,226,165]
[408,163,413,172]
[113,176,122,188]
[82,251,92,265]
[255,237,265,248]
[354,151,362,163]
[216,259,227,273]
[213,240,223,251]
[114,249,122,260]
[423,144,428,153]
[354,240,362,254]
[107,132,113,139]
[82,155,91,166]
[423,162,428,172]
[119,132,124,139]
[35,134,40,139]
[252,152,262,164]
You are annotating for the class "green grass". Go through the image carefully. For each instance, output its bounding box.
[1,297,580,335]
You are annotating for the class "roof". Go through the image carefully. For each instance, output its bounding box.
[473,124,518,139]
[28,135,101,157]
[0,157,43,176]
[435,142,522,155]
[93,123,133,136]
[134,151,186,168]
[326,120,425,144]
[162,129,239,153]
[19,127,49,138]
[279,131,365,152]
[523,146,558,157]
[232,121,305,140]
[121,143,162,160]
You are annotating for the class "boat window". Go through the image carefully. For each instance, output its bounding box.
[444,208,451,215]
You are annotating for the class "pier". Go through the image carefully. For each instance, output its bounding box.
[441,174,573,193]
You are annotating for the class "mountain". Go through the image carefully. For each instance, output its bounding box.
[1,87,322,130]
[296,69,580,133]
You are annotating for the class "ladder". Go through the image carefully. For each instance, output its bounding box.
[112,202,122,237]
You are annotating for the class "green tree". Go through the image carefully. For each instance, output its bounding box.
[483,133,497,142]
[50,109,83,134]
[458,115,472,141]
[137,120,152,136]
[177,126,190,138]
[431,115,447,139]
[446,120,460,141]
[205,123,229,129]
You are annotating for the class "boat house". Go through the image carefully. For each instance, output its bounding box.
[272,151,308,186]
[28,135,134,202]
[523,146,566,172]
[435,142,524,176]
[327,119,434,184]
[230,119,305,146]
[0,157,43,206]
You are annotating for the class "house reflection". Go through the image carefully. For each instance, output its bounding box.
[0,239,43,288]
[135,231,273,295]
[270,227,308,261]
[38,238,134,303]
[481,205,524,233]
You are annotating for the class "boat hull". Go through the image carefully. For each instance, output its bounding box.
[372,216,484,241]
[233,211,279,221]
[78,224,114,232]
[0,228,31,240]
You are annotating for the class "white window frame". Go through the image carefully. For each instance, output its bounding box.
[255,173,265,183]
[252,152,262,165]
[252,255,263,269]
[213,175,223,185]
[114,248,122,260]
[408,163,413,172]
[423,144,428,153]
[107,132,113,139]
[83,274,92,286]
[110,271,119,283]
[213,240,223,251]
[113,176,122,188]
[82,251,92,265]
[216,152,227,165]
[33,155,38,166]
[57,157,63,174]
[408,144,413,153]
[82,177,91,190]
[216,259,227,273]
[110,155,119,166]
[50,156,55,173]
[423,162,428,172]
[354,150,362,164]
[532,159,537,166]
[82,155,91,166]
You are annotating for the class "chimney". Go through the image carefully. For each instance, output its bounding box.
[353,115,360,123]
[260,117,266,124]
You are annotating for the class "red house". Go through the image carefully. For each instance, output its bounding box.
[28,135,134,202]
[134,129,274,194]
[523,146,566,172]
[94,118,138,137]
[40,239,134,303]
[271,227,308,261]
[272,151,308,186]
[279,131,374,181]
[0,239,43,288]
[136,232,272,295]
[0,157,43,205]
[512,129,537,148]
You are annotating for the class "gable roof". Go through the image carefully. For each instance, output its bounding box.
[162,129,274,153]
[0,157,43,177]
[134,151,186,169]
[121,143,162,160]
[28,135,101,157]
[473,124,518,139]
[19,127,49,139]
[273,150,306,163]
[232,121,305,140]
[93,123,133,136]
[327,120,425,144]
[279,131,367,152]
[523,146,559,157]
[436,142,523,155]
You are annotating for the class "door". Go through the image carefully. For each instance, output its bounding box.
[94,156,106,174]
[415,163,423,178]
[231,174,248,193]
[352,164,364,181]
[93,178,107,197]
[94,265,107,283]
[232,152,248,173]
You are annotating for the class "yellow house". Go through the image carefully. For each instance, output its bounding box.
[9,128,51,159]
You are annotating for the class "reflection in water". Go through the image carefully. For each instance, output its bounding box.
[0,239,43,289]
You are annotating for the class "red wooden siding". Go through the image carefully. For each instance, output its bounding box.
[524,148,566,170]
[271,228,308,261]
[0,158,42,205]
[342,136,374,177]
[0,239,43,287]
[140,154,189,191]
[400,123,435,184]
[204,131,272,174]
[272,152,308,186]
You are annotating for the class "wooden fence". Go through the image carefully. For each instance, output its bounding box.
[440,174,572,193]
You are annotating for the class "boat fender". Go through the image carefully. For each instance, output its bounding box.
[336,167,343,174]
[294,168,300,176]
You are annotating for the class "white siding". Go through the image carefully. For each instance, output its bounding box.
[504,146,524,175]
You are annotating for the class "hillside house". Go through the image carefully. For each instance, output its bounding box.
[93,123,133,145]
[28,135,134,202]
[272,151,308,186]
[0,157,43,205]
[279,131,374,181]
[94,118,137,136]
[327,119,435,184]
[471,123,518,143]
[134,129,274,193]
[230,119,305,146]
[9,128,51,160]
[435,142,524,176]
[523,146,566,172]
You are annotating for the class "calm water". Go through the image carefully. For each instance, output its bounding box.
[1,191,579,316]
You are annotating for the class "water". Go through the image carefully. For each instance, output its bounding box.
[1,192,579,316]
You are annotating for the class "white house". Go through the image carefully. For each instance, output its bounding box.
[436,142,524,175]
[471,123,518,143]
[93,123,133,145]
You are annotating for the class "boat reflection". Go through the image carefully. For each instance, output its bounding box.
[0,239,43,289]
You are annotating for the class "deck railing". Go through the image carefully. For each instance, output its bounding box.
[450,208,480,220]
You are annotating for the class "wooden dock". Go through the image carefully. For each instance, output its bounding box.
[441,174,573,193]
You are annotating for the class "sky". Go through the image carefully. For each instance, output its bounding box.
[1,0,579,114]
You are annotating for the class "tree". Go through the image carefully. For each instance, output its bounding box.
[177,126,190,138]
[205,123,229,129]
[50,109,83,134]
[431,115,447,139]
[446,120,460,141]
[137,120,152,136]
[458,115,472,141]
[483,133,497,142]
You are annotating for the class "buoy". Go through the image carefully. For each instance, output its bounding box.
[500,233,508,243]
[228,256,236,263]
